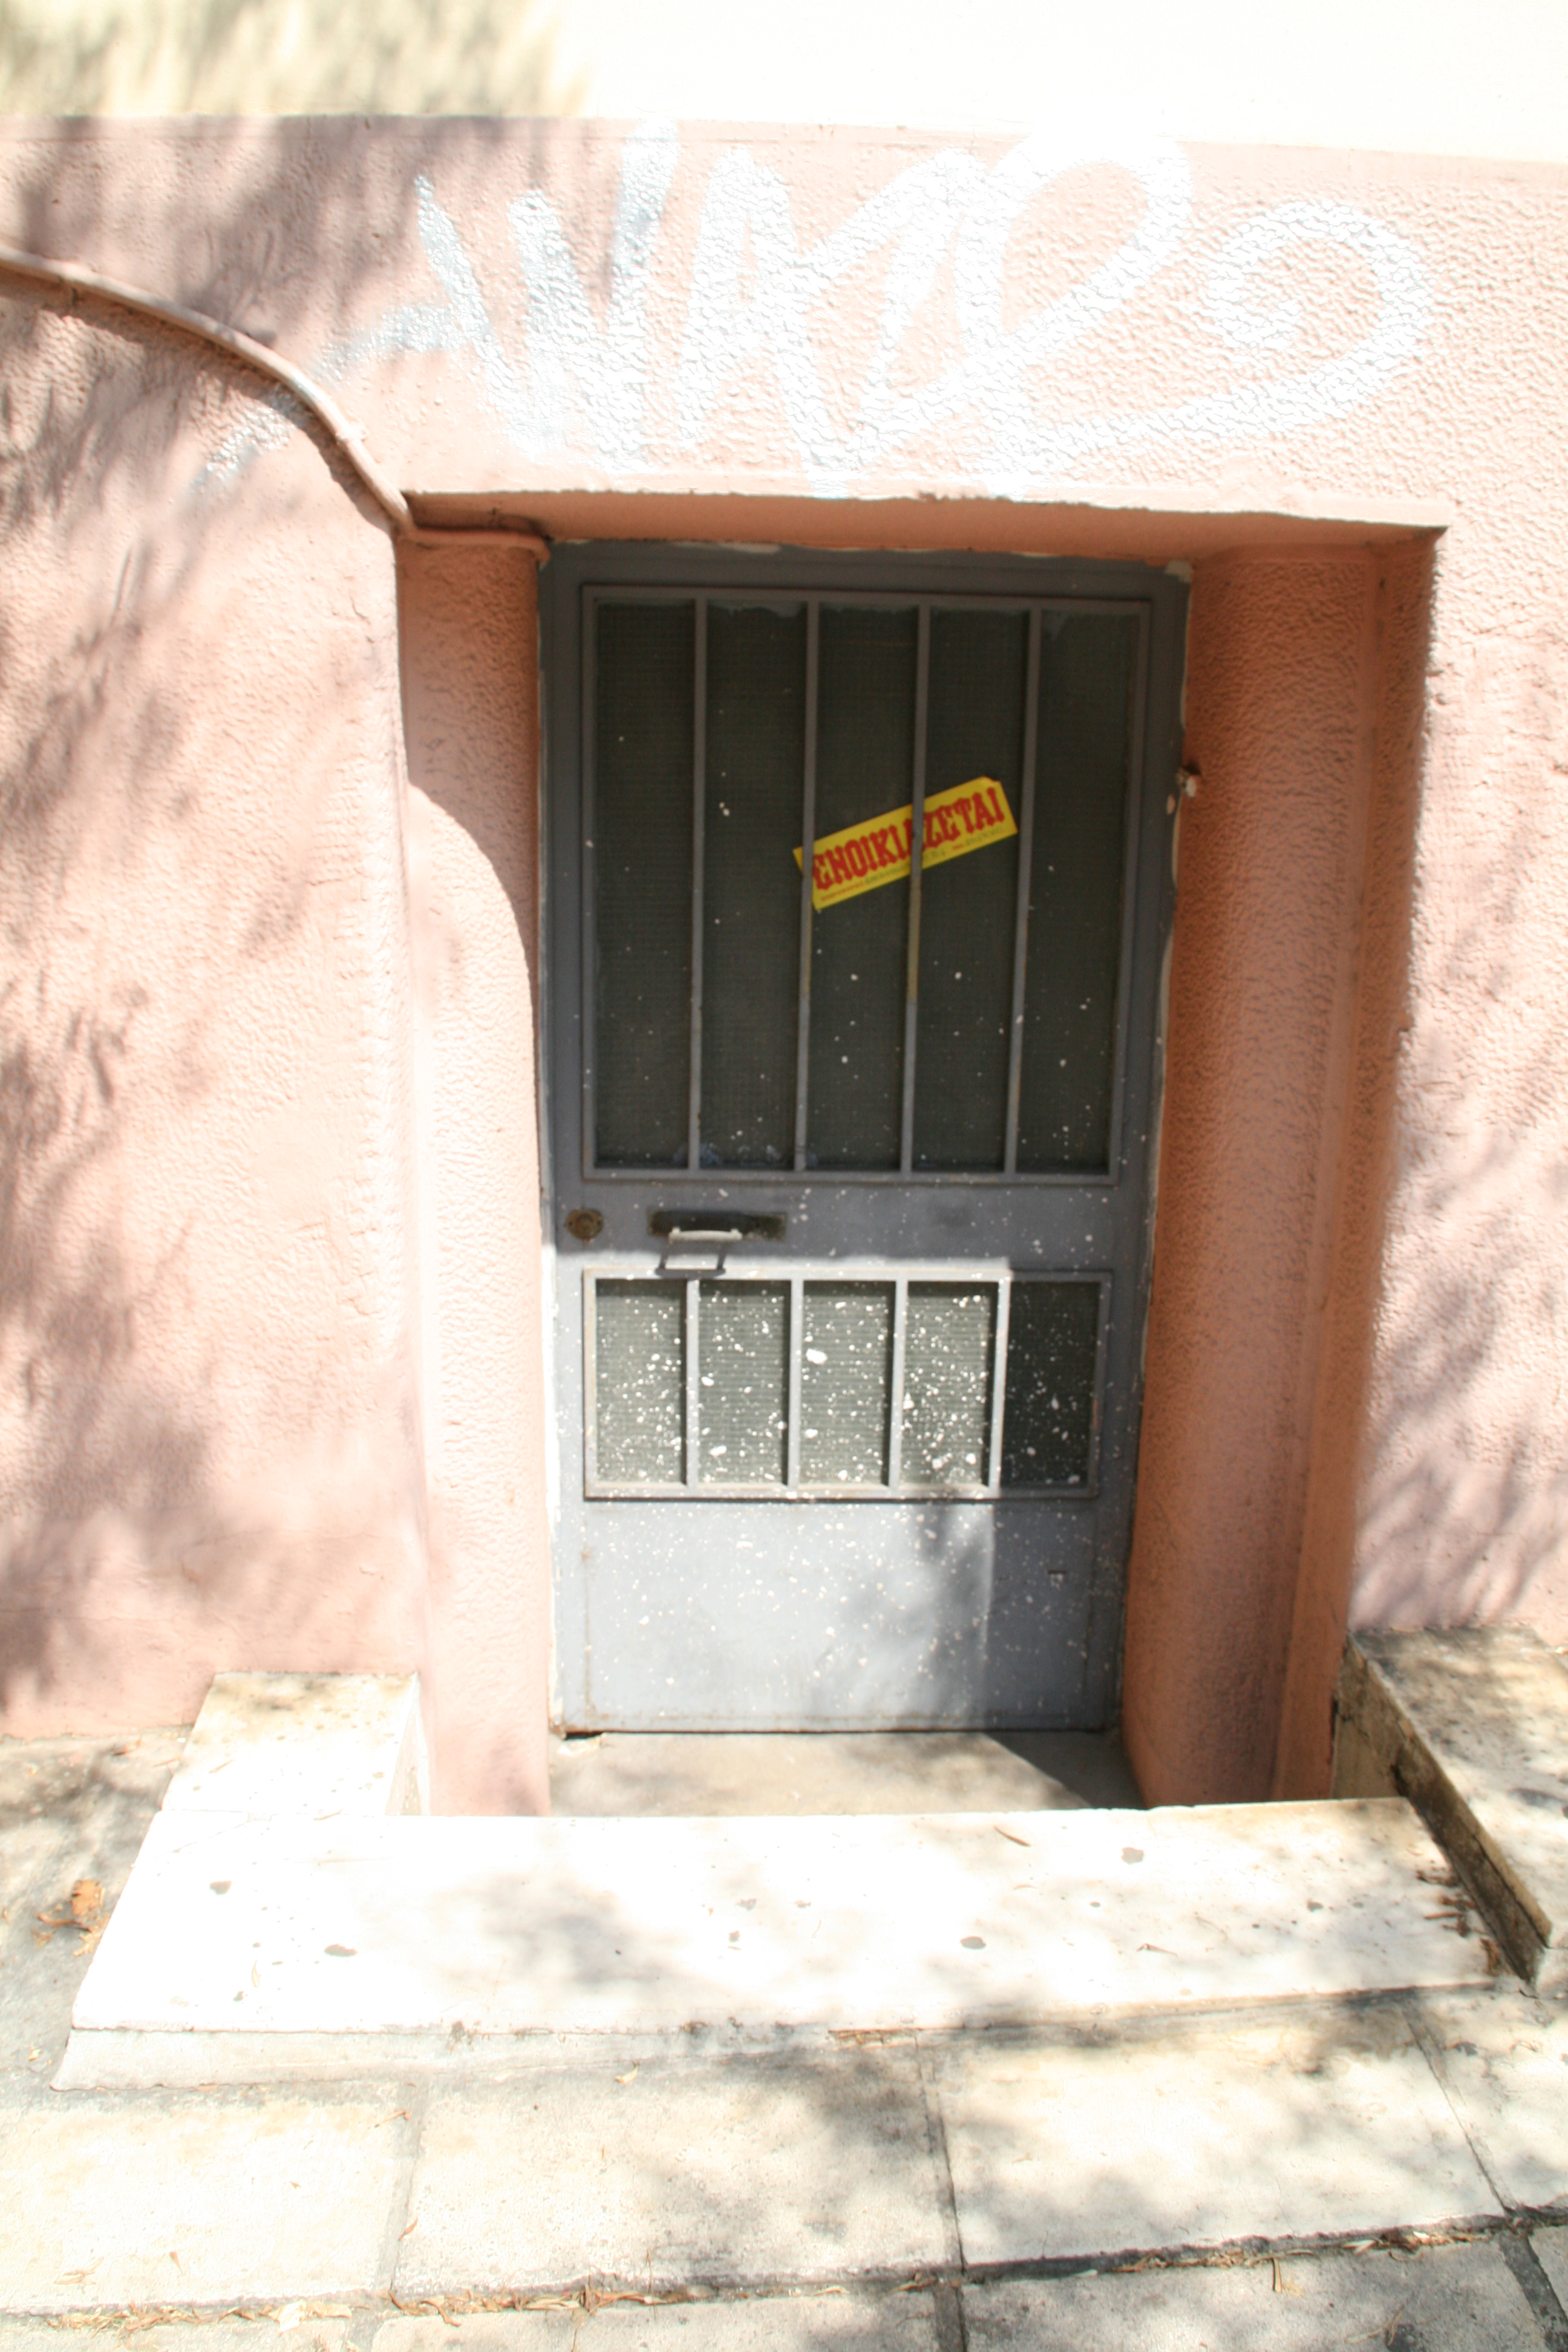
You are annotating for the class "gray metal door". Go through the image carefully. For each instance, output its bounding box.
[542,546,1184,1731]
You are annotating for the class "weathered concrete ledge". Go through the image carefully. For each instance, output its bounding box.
[57,1796,1494,2086]
[164,1671,429,1819]
[1334,1627,1568,1997]
[53,1661,1551,2091]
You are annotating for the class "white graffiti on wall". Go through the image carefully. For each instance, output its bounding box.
[209,125,1432,497]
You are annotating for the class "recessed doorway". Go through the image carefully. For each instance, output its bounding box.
[543,546,1184,1733]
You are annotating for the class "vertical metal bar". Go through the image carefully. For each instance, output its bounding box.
[1103,604,1152,1183]
[792,599,820,1173]
[688,596,708,1175]
[987,1274,1011,1492]
[1004,606,1043,1175]
[581,1274,599,1490]
[684,1276,701,1489]
[899,602,932,1174]
[786,1273,804,1491]
[580,591,599,1177]
[1086,1274,1112,1492]
[886,1276,909,1489]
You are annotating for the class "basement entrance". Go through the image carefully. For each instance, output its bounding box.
[543,546,1184,1733]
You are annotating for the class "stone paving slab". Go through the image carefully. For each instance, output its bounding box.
[0,1732,184,1911]
[963,2239,1550,2348]
[1341,1629,1568,1994]
[932,2004,1500,2266]
[394,2048,950,2296]
[1412,1988,1568,2212]
[0,2331,354,2352]
[379,2299,942,2349]
[1537,2226,1568,2310]
[0,1805,68,1918]
[164,1676,426,1820]
[1,1733,185,2096]
[0,2090,409,2314]
[1,2243,1559,2350]
[4,1723,1563,2333]
[62,1797,1493,2085]
[0,2311,944,2352]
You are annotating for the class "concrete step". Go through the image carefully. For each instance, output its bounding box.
[59,1794,1495,2086]
[164,1671,428,1818]
[1334,1627,1568,1995]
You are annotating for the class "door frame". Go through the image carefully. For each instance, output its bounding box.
[538,543,1187,1728]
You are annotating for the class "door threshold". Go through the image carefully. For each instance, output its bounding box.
[549,1728,1142,1817]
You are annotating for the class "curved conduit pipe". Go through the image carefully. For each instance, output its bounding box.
[0,241,550,558]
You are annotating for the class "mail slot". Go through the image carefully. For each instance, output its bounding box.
[648,1209,788,1241]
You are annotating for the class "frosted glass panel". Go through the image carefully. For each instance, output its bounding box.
[594,1281,684,1483]
[901,1284,996,1488]
[698,1282,789,1485]
[801,1284,894,1486]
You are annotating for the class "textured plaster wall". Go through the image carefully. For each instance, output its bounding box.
[1271,538,1435,1796]
[0,121,1454,514]
[1,118,1567,1798]
[1357,558,1568,1630]
[399,545,551,1814]
[1122,553,1377,1802]
[0,283,430,1734]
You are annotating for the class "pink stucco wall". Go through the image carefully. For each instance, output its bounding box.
[1272,537,1436,1798]
[0,286,431,1737]
[2,118,1566,1803]
[399,544,551,1812]
[1122,549,1384,1802]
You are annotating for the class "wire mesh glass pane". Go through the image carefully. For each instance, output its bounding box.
[594,1280,685,1484]
[801,1284,894,1486]
[697,1281,789,1485]
[901,1284,996,1488]
[593,601,694,1167]
[1001,1280,1101,1488]
[702,603,806,1167]
[1016,612,1136,1172]
[806,606,916,1169]
[913,608,1026,1171]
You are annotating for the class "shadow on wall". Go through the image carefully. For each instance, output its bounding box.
[0,990,210,1682]
[0,313,235,1700]
[1354,622,1568,1635]
[0,0,578,115]
[0,133,470,1724]
[396,535,553,1811]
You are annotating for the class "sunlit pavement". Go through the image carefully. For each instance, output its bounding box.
[3,1730,1567,2350]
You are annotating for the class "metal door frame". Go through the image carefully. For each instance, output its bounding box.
[539,544,1186,1728]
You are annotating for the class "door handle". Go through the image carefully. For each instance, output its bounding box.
[649,1210,786,1241]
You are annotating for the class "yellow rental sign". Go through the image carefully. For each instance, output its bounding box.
[795,777,1018,911]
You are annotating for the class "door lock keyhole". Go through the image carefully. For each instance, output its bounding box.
[565,1208,604,1243]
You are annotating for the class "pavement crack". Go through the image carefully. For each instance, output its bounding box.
[915,2031,965,2281]
[378,2077,432,2299]
[932,2279,968,2351]
[1499,2229,1568,2352]
[1399,1988,1511,2218]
